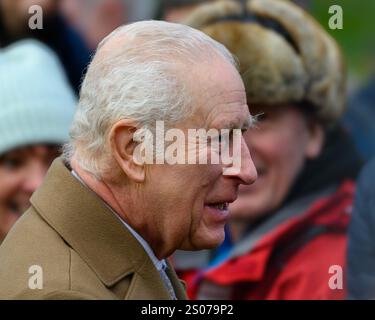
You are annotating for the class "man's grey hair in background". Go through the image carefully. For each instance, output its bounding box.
[63,20,238,179]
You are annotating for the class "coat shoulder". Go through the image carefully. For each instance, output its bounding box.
[0,207,115,300]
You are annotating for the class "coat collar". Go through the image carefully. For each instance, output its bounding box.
[30,158,186,299]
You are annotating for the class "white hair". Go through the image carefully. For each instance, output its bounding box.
[63,20,237,179]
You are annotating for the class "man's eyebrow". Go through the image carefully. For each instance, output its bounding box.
[219,115,256,131]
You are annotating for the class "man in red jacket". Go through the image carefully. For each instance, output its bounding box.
[174,0,362,300]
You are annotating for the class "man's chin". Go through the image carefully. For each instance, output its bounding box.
[179,233,225,251]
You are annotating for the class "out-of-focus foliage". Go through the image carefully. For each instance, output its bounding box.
[311,0,375,82]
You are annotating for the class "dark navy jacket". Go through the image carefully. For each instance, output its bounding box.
[348,158,375,299]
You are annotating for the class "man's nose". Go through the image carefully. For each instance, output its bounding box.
[224,137,257,185]
[239,137,257,185]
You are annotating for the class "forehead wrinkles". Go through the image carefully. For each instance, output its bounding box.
[198,88,248,129]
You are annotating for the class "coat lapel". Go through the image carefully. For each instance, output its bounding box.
[166,260,188,300]
[124,257,171,300]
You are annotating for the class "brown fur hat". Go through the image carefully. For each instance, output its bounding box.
[183,0,347,124]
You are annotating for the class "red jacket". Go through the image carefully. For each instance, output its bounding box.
[178,181,355,300]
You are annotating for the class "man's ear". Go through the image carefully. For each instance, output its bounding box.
[305,121,325,159]
[109,119,145,183]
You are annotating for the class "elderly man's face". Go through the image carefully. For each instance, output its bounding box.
[139,58,257,253]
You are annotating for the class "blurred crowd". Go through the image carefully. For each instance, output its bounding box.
[0,0,375,299]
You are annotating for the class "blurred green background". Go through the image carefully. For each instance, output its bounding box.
[311,0,375,86]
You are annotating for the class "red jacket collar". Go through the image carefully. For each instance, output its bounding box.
[204,181,354,285]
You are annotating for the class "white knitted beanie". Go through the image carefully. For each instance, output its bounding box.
[0,39,76,155]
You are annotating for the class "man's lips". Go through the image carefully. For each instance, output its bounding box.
[204,203,230,221]
[204,196,237,221]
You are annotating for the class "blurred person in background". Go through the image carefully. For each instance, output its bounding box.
[60,0,129,50]
[0,39,76,243]
[343,74,375,161]
[0,0,91,93]
[347,158,375,299]
[173,0,362,299]
[61,0,161,50]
